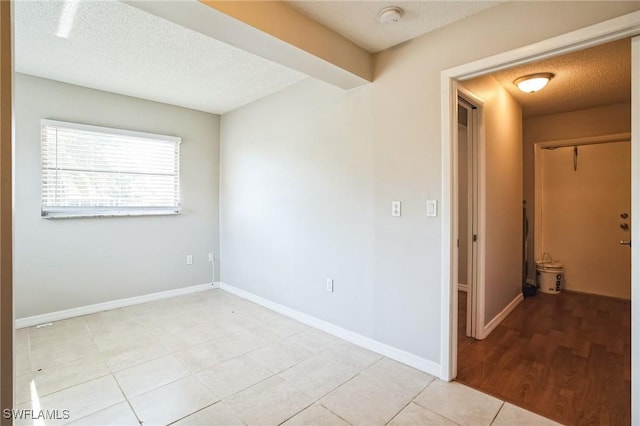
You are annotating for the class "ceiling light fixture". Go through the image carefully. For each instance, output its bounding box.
[379,6,403,24]
[56,0,80,39]
[514,73,555,93]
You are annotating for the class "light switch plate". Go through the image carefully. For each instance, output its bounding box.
[326,278,334,292]
[392,201,401,217]
[427,200,437,217]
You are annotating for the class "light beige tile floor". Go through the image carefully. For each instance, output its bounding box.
[14,289,561,425]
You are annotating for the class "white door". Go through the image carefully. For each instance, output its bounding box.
[540,141,631,299]
[457,96,479,338]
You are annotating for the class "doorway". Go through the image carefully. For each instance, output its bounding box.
[455,40,632,425]
[440,13,640,426]
[457,124,632,426]
[535,137,632,299]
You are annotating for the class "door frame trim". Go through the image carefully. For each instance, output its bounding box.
[439,14,640,424]
[456,89,485,343]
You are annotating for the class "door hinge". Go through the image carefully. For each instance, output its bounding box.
[473,234,478,242]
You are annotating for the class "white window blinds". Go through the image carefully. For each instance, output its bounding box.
[41,119,181,218]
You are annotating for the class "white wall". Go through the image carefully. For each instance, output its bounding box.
[524,102,631,282]
[461,75,523,326]
[221,79,376,337]
[221,1,640,368]
[14,74,220,318]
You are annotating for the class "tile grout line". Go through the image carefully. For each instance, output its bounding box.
[275,349,389,424]
[274,352,383,425]
[25,317,114,410]
[99,295,228,425]
[164,401,223,426]
[409,380,468,426]
[383,376,437,426]
[193,361,267,401]
[86,312,156,423]
[317,402,354,426]
[217,331,381,424]
[276,400,320,426]
[87,313,144,425]
[489,401,506,425]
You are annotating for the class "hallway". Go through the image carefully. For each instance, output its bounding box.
[457,291,631,425]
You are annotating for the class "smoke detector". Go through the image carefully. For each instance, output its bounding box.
[379,6,403,24]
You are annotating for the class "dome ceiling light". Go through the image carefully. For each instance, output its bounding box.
[514,73,555,93]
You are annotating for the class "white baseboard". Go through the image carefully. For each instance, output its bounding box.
[16,282,218,329]
[479,292,523,340]
[458,283,468,292]
[218,282,442,379]
[17,280,442,378]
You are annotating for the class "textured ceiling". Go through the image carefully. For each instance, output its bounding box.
[288,0,501,53]
[490,38,631,118]
[14,0,307,114]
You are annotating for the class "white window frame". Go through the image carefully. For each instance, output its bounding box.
[41,119,181,219]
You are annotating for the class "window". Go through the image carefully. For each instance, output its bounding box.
[41,119,181,218]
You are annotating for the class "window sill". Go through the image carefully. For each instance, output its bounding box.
[41,209,181,219]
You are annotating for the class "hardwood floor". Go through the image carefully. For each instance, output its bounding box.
[456,290,631,426]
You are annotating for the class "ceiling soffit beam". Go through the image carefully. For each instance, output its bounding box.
[200,1,372,86]
[125,0,372,90]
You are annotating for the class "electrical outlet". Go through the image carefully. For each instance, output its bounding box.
[186,255,193,265]
[326,278,334,293]
[392,201,401,217]
[208,252,214,262]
